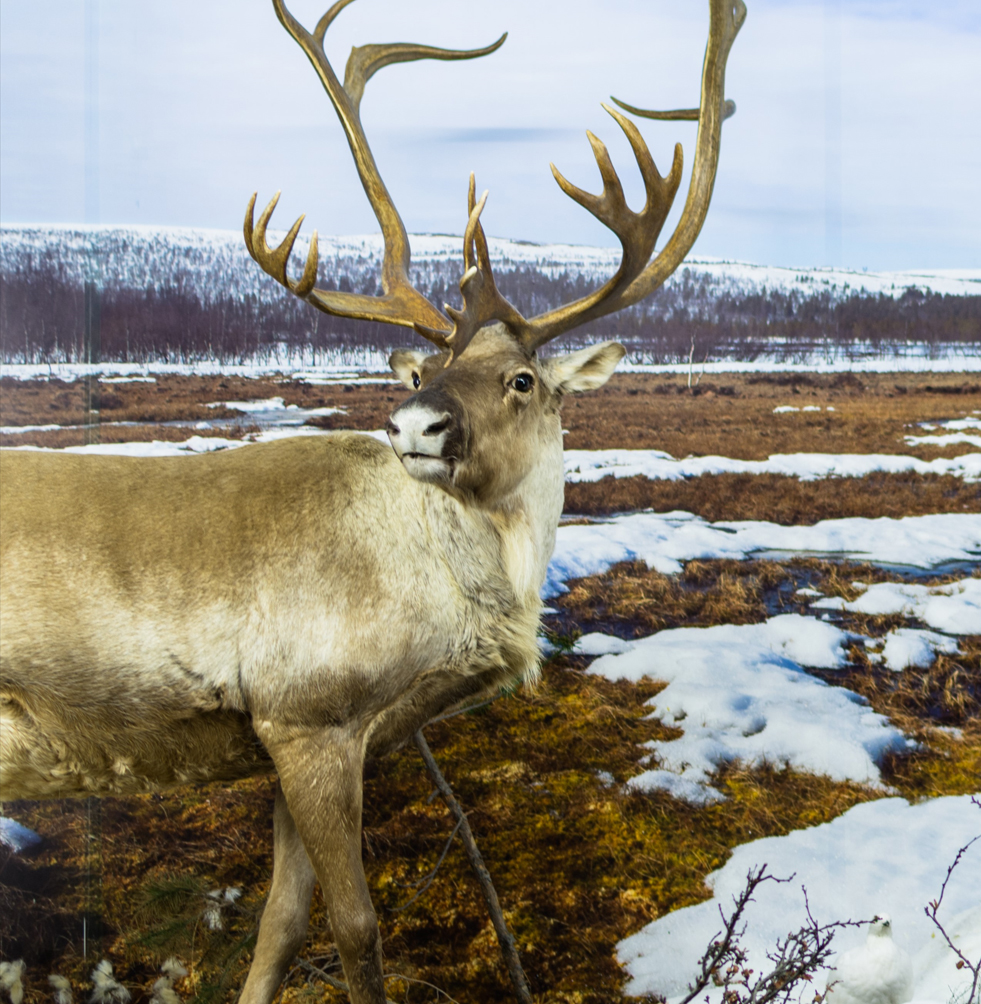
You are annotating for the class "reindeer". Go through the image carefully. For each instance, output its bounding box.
[0,1,744,1001]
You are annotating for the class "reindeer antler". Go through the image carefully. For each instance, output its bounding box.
[412,175,530,364]
[247,0,745,358]
[518,0,746,350]
[244,0,506,347]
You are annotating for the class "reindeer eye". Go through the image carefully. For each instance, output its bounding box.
[511,374,534,393]
[412,372,421,389]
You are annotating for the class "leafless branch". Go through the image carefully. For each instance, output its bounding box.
[414,729,534,1004]
[295,957,401,1004]
[424,695,499,727]
[923,795,981,1003]
[678,866,868,1004]
[383,972,465,1004]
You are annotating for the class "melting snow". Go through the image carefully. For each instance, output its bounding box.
[564,449,981,483]
[584,615,909,801]
[873,628,960,671]
[0,816,42,852]
[207,397,344,424]
[546,512,981,594]
[810,577,981,635]
[904,431,981,448]
[617,795,981,1004]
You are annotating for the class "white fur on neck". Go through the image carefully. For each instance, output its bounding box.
[492,412,565,603]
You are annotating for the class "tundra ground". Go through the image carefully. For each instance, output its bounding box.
[1,369,979,1004]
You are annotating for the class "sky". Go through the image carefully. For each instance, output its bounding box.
[1,0,978,272]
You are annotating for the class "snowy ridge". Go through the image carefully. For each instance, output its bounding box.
[3,223,978,301]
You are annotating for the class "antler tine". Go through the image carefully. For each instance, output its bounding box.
[521,105,683,351]
[612,0,747,304]
[550,105,682,275]
[244,191,319,297]
[611,97,737,122]
[521,0,745,351]
[246,0,507,347]
[438,177,529,364]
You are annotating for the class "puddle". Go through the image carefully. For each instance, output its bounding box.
[206,397,344,427]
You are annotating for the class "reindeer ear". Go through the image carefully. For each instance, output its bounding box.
[545,341,625,393]
[389,349,431,390]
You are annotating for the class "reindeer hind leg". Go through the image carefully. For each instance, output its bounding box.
[239,783,317,1004]
[266,729,387,1004]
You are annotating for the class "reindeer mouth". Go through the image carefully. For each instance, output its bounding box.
[400,452,455,483]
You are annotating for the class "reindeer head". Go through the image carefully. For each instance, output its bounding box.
[245,0,745,506]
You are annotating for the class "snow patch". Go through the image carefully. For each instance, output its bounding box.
[617,795,981,1004]
[546,513,981,596]
[905,431,981,448]
[811,577,981,635]
[563,449,981,484]
[0,817,42,853]
[588,615,908,800]
[572,633,636,656]
[876,629,960,672]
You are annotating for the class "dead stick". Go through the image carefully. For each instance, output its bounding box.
[414,730,534,1004]
[294,958,400,1004]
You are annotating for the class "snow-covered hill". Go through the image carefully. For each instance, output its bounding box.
[2,223,978,303]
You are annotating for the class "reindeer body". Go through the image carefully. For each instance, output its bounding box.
[0,423,554,803]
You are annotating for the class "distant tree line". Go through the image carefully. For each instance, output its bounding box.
[1,250,978,365]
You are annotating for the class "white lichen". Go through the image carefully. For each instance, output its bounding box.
[0,960,27,1004]
[48,975,73,1004]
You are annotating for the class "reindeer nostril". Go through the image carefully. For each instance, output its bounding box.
[424,417,451,436]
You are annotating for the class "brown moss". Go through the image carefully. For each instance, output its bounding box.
[565,471,981,522]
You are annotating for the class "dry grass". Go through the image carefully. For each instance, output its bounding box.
[560,371,980,459]
[4,561,979,1002]
[2,371,980,459]
[565,471,981,522]
[547,557,973,639]
[0,375,401,449]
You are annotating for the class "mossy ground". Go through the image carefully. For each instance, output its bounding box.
[4,627,978,1004]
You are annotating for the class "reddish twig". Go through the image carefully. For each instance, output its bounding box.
[923,795,981,1002]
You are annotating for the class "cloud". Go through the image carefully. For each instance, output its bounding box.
[0,0,977,269]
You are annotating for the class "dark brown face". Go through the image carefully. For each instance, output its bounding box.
[386,324,554,505]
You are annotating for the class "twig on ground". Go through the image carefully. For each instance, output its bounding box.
[391,816,465,911]
[678,865,868,1004]
[295,958,399,1004]
[923,795,981,1003]
[297,956,462,1004]
[414,729,534,1004]
[425,696,499,727]
[382,972,464,1004]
